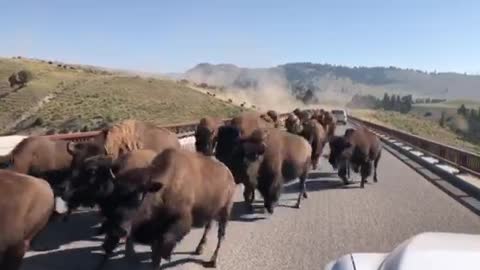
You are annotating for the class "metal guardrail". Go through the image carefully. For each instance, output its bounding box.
[349,115,480,178]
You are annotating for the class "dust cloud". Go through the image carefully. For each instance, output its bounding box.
[185,67,349,113]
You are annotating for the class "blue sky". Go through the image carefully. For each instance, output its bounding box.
[1,0,479,73]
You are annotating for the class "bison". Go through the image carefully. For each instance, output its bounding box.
[299,119,327,170]
[100,148,236,269]
[62,149,158,211]
[0,136,73,197]
[216,127,312,214]
[8,73,18,88]
[318,111,337,140]
[260,110,281,128]
[285,115,327,170]
[229,111,277,139]
[285,113,303,134]
[328,127,382,188]
[0,170,54,270]
[194,117,223,156]
[62,120,180,217]
[61,149,158,235]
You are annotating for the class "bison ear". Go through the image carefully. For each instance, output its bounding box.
[256,142,267,155]
[67,142,77,155]
[143,182,163,193]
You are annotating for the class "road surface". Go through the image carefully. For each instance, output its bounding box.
[22,125,480,270]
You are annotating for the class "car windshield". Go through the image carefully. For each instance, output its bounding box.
[332,110,344,114]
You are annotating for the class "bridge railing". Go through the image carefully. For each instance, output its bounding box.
[38,113,291,142]
[349,115,480,178]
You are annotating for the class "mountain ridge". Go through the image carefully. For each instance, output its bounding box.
[182,62,480,100]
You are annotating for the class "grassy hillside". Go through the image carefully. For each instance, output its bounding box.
[0,57,244,135]
[351,109,480,154]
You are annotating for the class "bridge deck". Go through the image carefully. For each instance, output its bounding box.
[19,125,480,270]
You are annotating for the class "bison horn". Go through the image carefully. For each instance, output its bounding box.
[109,168,116,179]
[67,142,76,154]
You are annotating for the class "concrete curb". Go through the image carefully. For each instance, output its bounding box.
[349,120,480,200]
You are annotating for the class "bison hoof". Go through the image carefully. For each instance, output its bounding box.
[194,246,204,255]
[303,192,308,199]
[203,260,217,268]
[245,204,254,213]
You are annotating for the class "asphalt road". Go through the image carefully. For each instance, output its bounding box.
[22,125,480,270]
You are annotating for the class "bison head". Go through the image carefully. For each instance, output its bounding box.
[328,136,352,170]
[61,154,116,210]
[194,125,216,156]
[101,179,163,255]
[67,141,106,169]
[285,114,303,134]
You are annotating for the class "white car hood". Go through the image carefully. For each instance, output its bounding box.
[325,232,480,270]
[379,232,480,270]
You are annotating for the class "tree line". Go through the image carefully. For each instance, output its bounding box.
[438,104,480,145]
[347,93,413,114]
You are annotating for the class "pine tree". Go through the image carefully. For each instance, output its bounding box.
[439,111,446,127]
[382,93,390,110]
[457,104,468,116]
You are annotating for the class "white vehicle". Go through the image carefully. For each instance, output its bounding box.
[331,109,348,125]
[325,232,480,270]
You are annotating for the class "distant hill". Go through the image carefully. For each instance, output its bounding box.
[0,57,243,135]
[183,62,480,101]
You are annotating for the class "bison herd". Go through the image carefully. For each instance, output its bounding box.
[0,108,382,270]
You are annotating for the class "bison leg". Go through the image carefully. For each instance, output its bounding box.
[1,241,27,270]
[373,152,381,183]
[243,183,255,213]
[360,161,372,188]
[295,172,308,208]
[159,214,192,262]
[151,239,162,270]
[195,221,212,255]
[125,236,139,263]
[338,161,350,185]
[204,210,229,268]
[311,154,320,170]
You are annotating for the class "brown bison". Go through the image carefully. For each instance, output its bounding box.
[100,148,236,269]
[285,113,302,134]
[285,115,327,170]
[319,111,337,140]
[260,110,281,128]
[8,73,18,88]
[328,127,382,188]
[62,149,158,211]
[0,170,54,270]
[61,149,158,235]
[299,119,327,170]
[216,127,312,214]
[229,111,277,139]
[194,117,224,156]
[215,111,278,184]
[293,108,310,124]
[0,136,73,196]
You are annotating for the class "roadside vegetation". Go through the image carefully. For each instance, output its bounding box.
[0,57,244,135]
[351,109,480,154]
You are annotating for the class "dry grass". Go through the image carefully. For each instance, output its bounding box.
[351,109,480,154]
[0,57,244,134]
